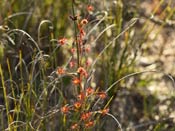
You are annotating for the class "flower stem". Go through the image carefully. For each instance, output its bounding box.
[71,1,81,93]
[71,1,80,68]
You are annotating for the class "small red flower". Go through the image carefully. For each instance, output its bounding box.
[85,46,91,53]
[70,48,76,54]
[71,123,79,129]
[86,87,94,96]
[57,67,65,75]
[58,38,67,45]
[86,57,93,66]
[81,112,92,121]
[74,101,82,109]
[85,121,94,128]
[72,77,81,85]
[87,5,94,12]
[97,91,107,99]
[69,60,75,68]
[61,105,69,114]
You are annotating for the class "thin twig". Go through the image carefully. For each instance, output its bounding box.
[106,70,175,93]
[106,113,123,131]
[126,117,174,130]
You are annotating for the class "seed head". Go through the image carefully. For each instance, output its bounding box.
[80,19,88,26]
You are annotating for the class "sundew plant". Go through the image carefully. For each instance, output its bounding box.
[0,0,175,131]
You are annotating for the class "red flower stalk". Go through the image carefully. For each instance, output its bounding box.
[76,28,86,45]
[80,28,86,36]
